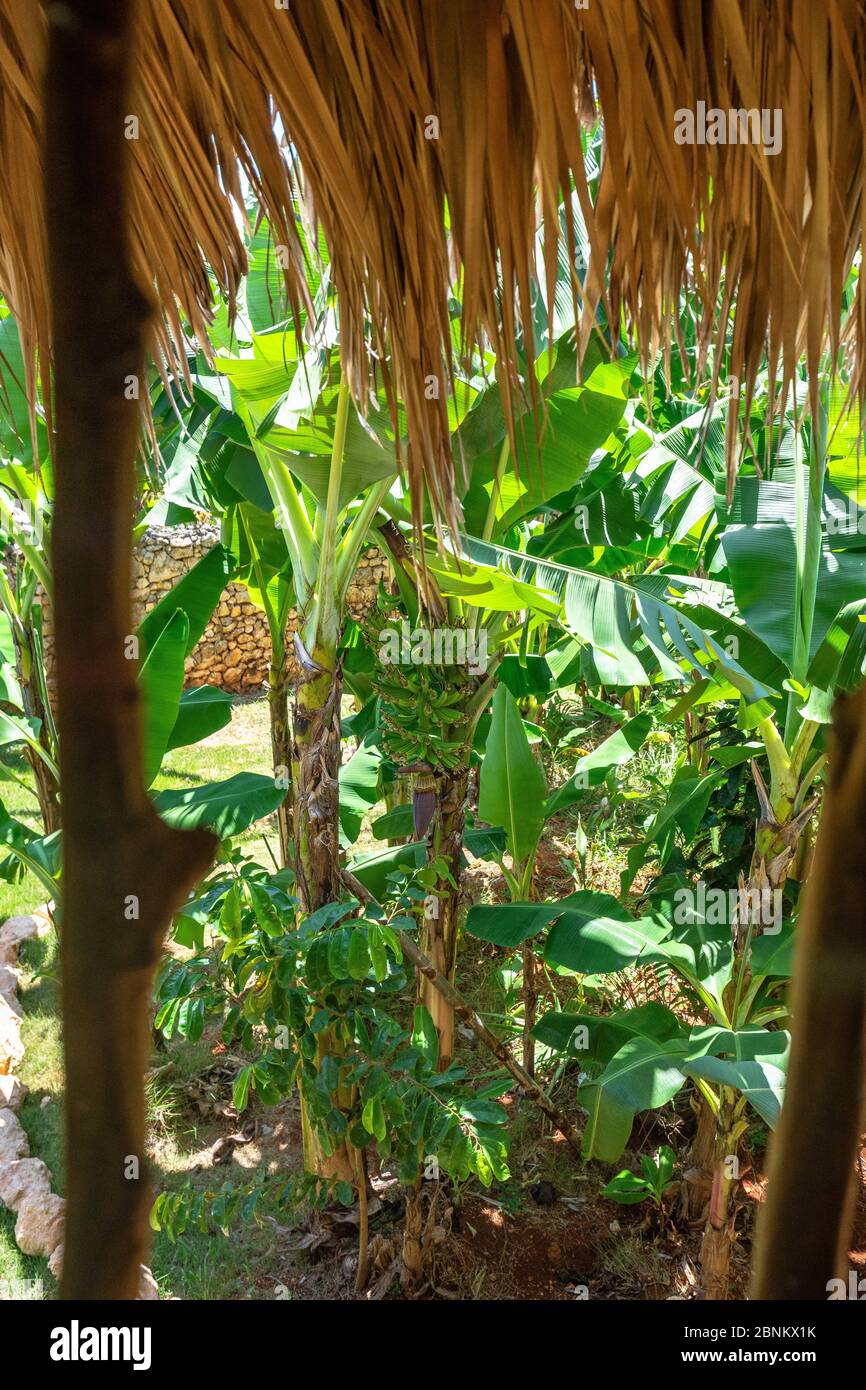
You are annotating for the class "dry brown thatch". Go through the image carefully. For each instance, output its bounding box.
[1,0,865,513]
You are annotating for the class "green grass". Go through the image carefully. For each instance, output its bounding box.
[144,1037,290,1300]
[0,746,48,923]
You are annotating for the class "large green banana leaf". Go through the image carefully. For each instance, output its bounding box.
[137,544,235,784]
[581,1026,788,1161]
[166,686,233,753]
[533,1000,684,1063]
[450,534,775,698]
[721,518,866,672]
[477,684,548,868]
[465,889,670,972]
[153,773,285,839]
[140,610,189,787]
[0,797,61,898]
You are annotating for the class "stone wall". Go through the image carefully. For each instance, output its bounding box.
[41,524,389,693]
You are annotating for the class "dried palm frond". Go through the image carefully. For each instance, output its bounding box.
[0,0,864,515]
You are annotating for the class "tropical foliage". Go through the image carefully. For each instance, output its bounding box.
[2,107,865,1306]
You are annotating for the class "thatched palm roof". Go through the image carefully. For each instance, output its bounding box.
[1,0,864,513]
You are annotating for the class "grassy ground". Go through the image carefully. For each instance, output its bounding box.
[145,1038,290,1300]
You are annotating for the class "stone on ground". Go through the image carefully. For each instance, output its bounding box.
[15,1190,65,1257]
[0,997,24,1073]
[0,916,39,947]
[0,962,19,1002]
[0,1107,29,1162]
[0,1074,27,1112]
[0,1156,52,1211]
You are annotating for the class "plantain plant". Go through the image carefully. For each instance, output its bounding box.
[472,684,655,1075]
[500,881,793,1298]
[361,592,500,1068]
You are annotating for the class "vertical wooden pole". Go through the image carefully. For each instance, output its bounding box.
[753,689,866,1298]
[45,0,215,1299]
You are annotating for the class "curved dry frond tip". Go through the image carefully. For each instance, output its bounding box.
[0,0,864,517]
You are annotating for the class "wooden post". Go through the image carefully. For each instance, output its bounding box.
[753,688,866,1298]
[45,0,215,1299]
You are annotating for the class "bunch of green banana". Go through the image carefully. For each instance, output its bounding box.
[364,611,475,773]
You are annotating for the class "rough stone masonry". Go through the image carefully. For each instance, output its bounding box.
[40,524,388,692]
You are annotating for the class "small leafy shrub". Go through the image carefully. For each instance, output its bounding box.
[152,855,510,1238]
[603,1146,676,1208]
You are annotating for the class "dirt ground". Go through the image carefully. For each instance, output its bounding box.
[151,1024,866,1301]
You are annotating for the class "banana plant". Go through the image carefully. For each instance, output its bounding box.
[472,684,655,1074]
[144,346,299,867]
[187,325,419,1180]
[362,603,498,1069]
[359,521,566,1068]
[509,368,866,916]
[481,884,791,1298]
[571,378,866,1242]
[603,1144,677,1213]
[157,216,477,1171]
[616,376,866,909]
[476,684,548,1076]
[400,510,766,1065]
[211,330,402,915]
[150,322,405,904]
[373,519,663,1065]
